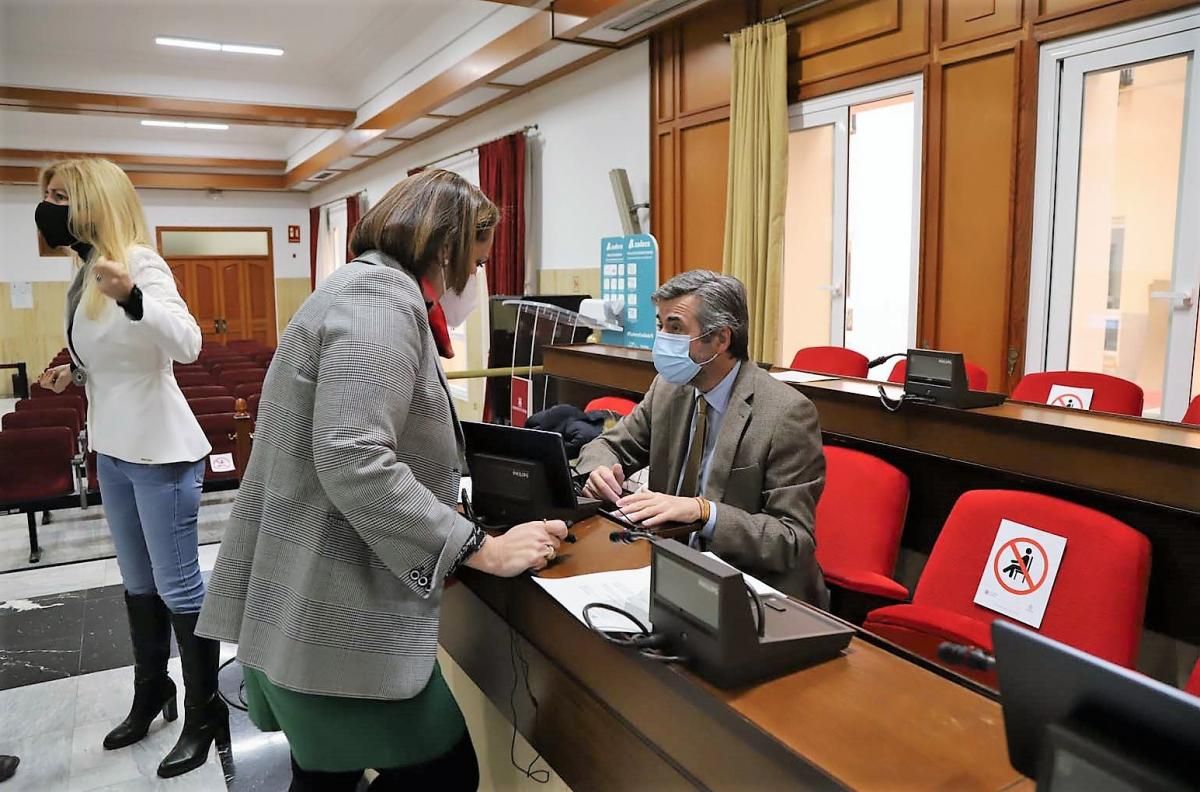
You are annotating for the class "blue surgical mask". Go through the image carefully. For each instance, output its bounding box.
[653,330,716,385]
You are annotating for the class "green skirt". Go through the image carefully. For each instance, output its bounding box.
[242,663,467,773]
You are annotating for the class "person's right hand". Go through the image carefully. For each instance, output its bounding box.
[582,463,625,503]
[38,364,72,394]
[466,519,569,577]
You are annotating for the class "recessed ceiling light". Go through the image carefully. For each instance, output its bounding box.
[156,36,283,56]
[141,120,229,130]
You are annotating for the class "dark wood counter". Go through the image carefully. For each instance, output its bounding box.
[441,515,1029,791]
[541,344,1200,643]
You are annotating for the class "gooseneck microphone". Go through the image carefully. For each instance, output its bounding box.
[937,641,996,672]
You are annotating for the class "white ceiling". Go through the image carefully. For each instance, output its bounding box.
[0,0,535,160]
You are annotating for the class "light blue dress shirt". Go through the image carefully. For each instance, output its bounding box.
[676,361,741,540]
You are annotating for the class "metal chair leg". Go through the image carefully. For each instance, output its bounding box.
[27,511,41,564]
[41,509,53,525]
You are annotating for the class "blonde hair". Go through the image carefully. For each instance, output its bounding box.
[39,159,152,319]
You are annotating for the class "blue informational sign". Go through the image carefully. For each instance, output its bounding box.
[599,234,658,349]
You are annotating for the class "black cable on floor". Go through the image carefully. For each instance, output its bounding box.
[217,655,248,712]
[508,623,550,784]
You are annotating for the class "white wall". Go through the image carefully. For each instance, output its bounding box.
[0,185,310,282]
[309,42,651,272]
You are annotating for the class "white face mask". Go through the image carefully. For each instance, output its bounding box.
[440,267,479,328]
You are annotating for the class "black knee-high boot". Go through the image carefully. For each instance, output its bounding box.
[157,611,230,778]
[104,592,178,750]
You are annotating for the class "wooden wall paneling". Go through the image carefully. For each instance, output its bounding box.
[1033,0,1197,40]
[0,281,70,397]
[653,129,679,277]
[652,28,677,123]
[928,48,1021,388]
[245,259,277,346]
[940,0,1025,48]
[796,0,902,57]
[1037,0,1121,19]
[274,278,313,339]
[677,1,743,116]
[679,119,732,273]
[794,0,930,85]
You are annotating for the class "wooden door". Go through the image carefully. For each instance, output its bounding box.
[165,257,276,348]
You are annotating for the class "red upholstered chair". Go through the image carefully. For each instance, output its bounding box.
[790,347,870,378]
[196,413,238,482]
[227,339,266,353]
[207,359,255,377]
[888,359,990,391]
[181,385,230,400]
[863,490,1150,687]
[16,395,85,426]
[174,371,214,388]
[187,396,236,416]
[220,368,267,391]
[1186,658,1200,697]
[0,426,77,562]
[1182,395,1200,426]
[585,397,639,417]
[1011,371,1144,417]
[233,382,263,402]
[3,407,82,442]
[815,447,910,603]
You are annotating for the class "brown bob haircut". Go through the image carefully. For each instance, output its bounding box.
[349,169,499,293]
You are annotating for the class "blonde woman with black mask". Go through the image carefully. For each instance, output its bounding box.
[34,159,227,778]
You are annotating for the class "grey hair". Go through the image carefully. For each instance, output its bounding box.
[652,270,749,360]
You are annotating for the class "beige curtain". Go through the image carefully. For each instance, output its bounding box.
[722,20,788,363]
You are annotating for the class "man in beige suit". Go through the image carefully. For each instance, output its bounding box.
[578,270,828,606]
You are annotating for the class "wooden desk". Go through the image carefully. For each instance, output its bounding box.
[441,516,1029,791]
[541,344,1200,644]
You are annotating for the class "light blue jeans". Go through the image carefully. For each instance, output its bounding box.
[97,453,207,614]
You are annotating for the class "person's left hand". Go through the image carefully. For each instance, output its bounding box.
[616,490,702,527]
[91,257,134,302]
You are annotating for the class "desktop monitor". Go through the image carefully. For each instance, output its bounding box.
[993,621,1200,791]
[460,421,588,526]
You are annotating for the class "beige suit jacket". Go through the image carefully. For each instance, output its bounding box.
[576,362,828,606]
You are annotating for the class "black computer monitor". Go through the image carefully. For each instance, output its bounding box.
[993,621,1200,791]
[460,421,586,526]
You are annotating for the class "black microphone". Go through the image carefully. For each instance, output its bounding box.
[868,352,907,369]
[937,641,996,672]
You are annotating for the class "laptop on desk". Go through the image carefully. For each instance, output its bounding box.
[460,421,601,528]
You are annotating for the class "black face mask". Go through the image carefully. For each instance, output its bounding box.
[35,201,93,260]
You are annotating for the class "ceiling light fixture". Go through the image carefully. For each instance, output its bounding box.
[155,36,284,56]
[141,119,230,130]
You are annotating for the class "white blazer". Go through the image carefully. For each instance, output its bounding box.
[70,245,211,465]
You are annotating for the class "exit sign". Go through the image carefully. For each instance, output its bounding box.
[288,225,301,243]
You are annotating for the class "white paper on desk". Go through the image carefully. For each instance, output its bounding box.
[771,370,835,384]
[532,554,781,633]
[533,567,652,632]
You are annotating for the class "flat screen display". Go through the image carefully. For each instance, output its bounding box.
[907,353,954,384]
[1048,750,1140,792]
[653,554,720,632]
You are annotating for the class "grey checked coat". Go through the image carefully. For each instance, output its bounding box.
[197,250,478,700]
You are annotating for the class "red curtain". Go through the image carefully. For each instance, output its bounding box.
[478,133,526,296]
[345,194,362,263]
[308,206,320,290]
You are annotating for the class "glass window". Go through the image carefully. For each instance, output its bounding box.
[160,229,269,257]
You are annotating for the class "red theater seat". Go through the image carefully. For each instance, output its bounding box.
[0,427,77,562]
[790,347,869,378]
[585,397,638,417]
[1012,371,1143,417]
[888,359,989,391]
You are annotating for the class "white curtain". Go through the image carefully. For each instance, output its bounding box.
[313,205,337,286]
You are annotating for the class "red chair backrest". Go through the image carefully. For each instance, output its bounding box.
[1011,371,1144,417]
[227,339,265,352]
[188,396,237,416]
[815,447,909,579]
[16,395,85,425]
[1182,395,1200,426]
[233,382,263,401]
[888,359,990,391]
[585,396,638,417]
[912,490,1150,667]
[196,413,238,481]
[181,386,230,400]
[790,347,869,378]
[207,359,254,376]
[0,426,76,503]
[1186,659,1200,697]
[3,407,81,438]
[174,372,214,387]
[220,369,267,389]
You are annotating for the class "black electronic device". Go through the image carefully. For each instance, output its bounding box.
[461,421,601,527]
[903,348,1006,409]
[993,621,1200,791]
[648,538,853,689]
